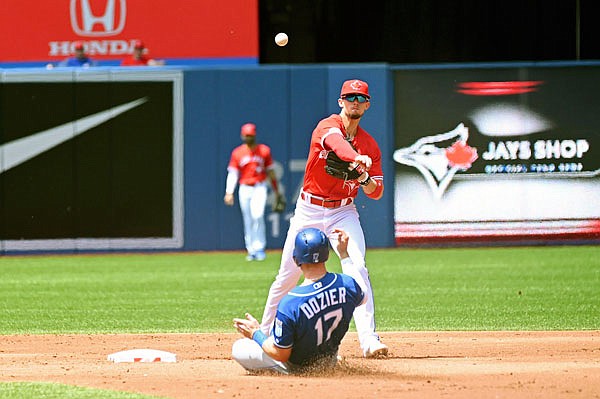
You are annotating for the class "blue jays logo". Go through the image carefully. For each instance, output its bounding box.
[342,176,360,194]
[393,123,478,199]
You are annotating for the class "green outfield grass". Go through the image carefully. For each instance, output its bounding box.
[0,245,598,334]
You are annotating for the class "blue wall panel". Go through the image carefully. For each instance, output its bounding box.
[183,69,221,251]
[215,67,290,250]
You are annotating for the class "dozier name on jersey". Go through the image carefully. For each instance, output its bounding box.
[300,287,347,319]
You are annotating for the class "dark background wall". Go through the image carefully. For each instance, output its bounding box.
[260,0,600,64]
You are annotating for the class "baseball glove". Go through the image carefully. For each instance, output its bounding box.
[325,151,363,180]
[272,193,286,213]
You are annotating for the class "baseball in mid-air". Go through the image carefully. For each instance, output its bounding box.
[275,32,288,47]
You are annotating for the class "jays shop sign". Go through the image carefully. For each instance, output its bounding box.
[0,0,258,63]
[392,66,600,244]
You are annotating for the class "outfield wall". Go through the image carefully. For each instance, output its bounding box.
[0,62,598,254]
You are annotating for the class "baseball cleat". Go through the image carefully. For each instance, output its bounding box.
[254,250,266,261]
[364,341,389,358]
[246,254,255,261]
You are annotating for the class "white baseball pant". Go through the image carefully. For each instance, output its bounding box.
[231,338,337,374]
[238,181,268,255]
[231,338,290,374]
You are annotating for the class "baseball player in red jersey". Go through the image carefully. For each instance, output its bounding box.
[225,123,282,261]
[260,79,388,358]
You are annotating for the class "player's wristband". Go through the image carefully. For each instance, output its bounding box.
[366,179,384,199]
[252,330,268,347]
[358,172,371,185]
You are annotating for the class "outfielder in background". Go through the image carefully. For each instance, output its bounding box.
[224,123,286,261]
[232,228,366,374]
[260,79,388,358]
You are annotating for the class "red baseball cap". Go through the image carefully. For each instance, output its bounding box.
[74,41,85,51]
[340,79,370,98]
[134,40,145,50]
[240,123,256,136]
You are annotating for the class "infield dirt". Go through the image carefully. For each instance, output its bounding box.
[1,331,599,398]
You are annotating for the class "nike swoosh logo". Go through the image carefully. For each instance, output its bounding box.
[0,97,148,174]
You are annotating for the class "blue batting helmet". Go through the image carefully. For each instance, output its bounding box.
[292,228,330,266]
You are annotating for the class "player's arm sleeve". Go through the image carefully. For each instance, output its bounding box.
[225,168,239,194]
[262,313,294,362]
[262,337,292,362]
[272,313,295,349]
[323,130,360,161]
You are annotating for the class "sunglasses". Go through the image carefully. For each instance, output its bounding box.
[343,94,369,103]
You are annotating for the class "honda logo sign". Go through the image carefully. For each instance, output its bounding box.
[70,0,126,37]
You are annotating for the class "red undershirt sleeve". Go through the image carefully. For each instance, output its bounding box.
[323,133,359,162]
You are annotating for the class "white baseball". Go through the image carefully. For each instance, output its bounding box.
[275,32,288,47]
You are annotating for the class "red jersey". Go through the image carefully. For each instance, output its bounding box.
[121,56,150,66]
[303,114,383,199]
[228,143,274,185]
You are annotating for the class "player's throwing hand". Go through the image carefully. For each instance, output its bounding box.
[354,154,372,170]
